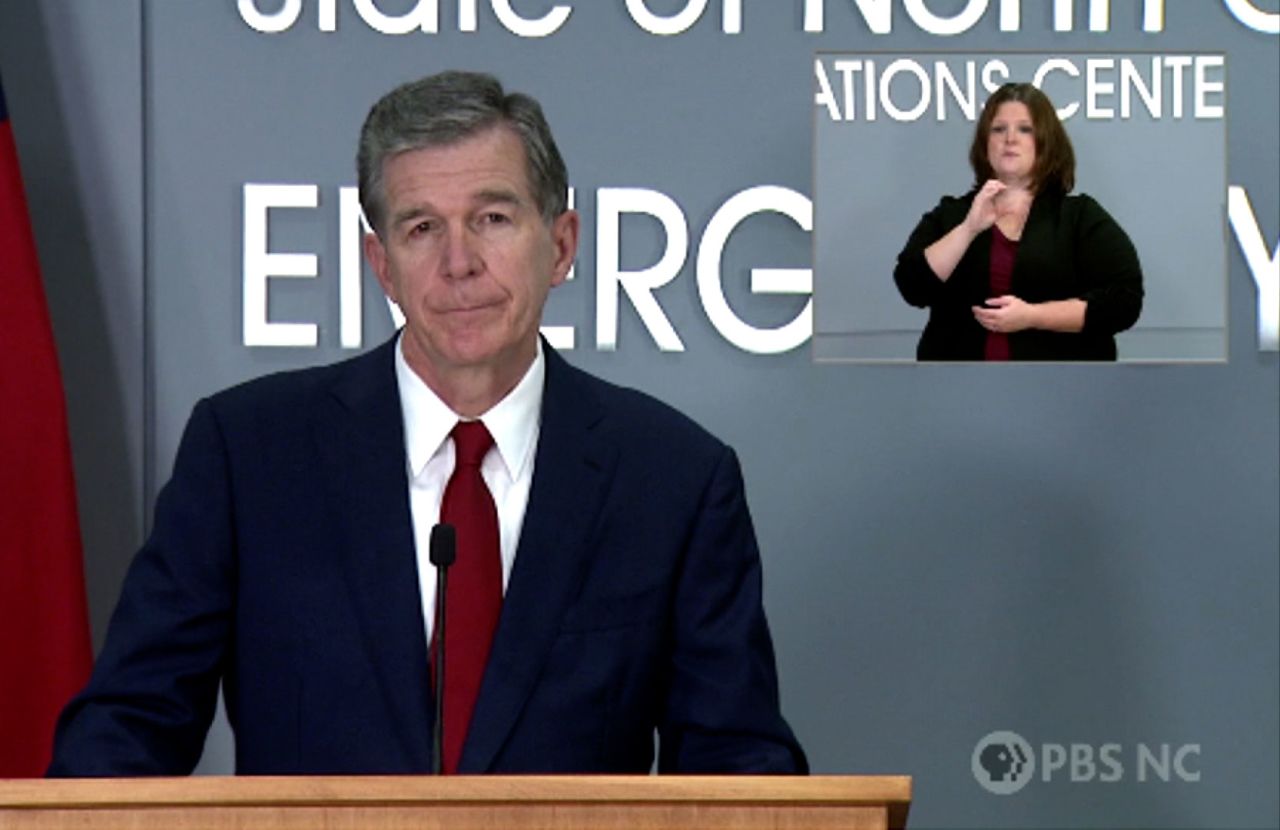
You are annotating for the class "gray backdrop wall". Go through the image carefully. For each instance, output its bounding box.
[1,2,1276,828]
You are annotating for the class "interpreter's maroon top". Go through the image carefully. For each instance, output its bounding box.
[985,226,1018,361]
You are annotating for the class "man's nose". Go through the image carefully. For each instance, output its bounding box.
[442,226,481,279]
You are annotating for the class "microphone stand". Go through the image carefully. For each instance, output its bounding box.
[429,523,456,775]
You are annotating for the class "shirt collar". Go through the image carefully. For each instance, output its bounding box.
[395,333,544,481]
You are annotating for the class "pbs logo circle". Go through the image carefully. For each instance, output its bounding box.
[972,730,1035,795]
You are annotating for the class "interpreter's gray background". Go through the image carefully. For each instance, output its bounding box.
[1,2,1276,828]
[814,51,1227,362]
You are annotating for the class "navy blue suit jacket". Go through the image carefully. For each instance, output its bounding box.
[49,337,806,775]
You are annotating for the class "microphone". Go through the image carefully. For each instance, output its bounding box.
[429,523,456,776]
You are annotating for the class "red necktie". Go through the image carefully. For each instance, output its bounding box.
[436,420,502,774]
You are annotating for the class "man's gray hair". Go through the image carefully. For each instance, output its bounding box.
[357,71,569,235]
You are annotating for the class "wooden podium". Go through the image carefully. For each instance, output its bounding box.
[0,775,910,829]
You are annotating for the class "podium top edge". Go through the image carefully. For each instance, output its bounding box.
[0,775,911,808]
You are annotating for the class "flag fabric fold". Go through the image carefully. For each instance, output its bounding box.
[0,72,92,778]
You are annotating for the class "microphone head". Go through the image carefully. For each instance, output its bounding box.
[429,523,457,567]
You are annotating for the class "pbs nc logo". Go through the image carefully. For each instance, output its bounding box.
[972,730,1201,795]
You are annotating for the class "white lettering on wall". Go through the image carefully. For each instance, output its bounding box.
[1032,58,1080,118]
[244,181,1279,353]
[1086,58,1117,118]
[595,188,688,352]
[625,0,708,36]
[814,58,844,121]
[490,0,572,37]
[999,0,1074,31]
[1194,56,1226,119]
[803,0,892,34]
[697,186,812,354]
[817,56,1225,123]
[1223,0,1279,33]
[243,184,320,347]
[902,0,988,37]
[237,0,303,33]
[244,183,819,354]
[349,0,438,34]
[619,0,742,33]
[1088,0,1164,32]
[234,0,1197,34]
[1229,185,1280,351]
[624,0,743,35]
[814,56,1008,122]
[801,0,1162,34]
[238,0,571,36]
[880,58,933,121]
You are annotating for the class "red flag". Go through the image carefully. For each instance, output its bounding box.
[0,74,92,777]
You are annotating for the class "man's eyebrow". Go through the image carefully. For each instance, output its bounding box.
[474,188,525,208]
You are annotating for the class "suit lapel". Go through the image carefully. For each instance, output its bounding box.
[460,347,617,772]
[315,336,432,770]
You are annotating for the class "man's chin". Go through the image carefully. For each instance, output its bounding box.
[435,333,532,373]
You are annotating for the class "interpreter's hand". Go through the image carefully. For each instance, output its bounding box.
[973,295,1036,333]
[964,180,1006,235]
[993,185,1033,227]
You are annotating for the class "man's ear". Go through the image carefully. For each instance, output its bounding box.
[363,231,396,302]
[548,209,580,288]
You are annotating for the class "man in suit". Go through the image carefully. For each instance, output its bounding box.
[48,71,806,775]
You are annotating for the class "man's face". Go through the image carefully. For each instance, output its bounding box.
[364,126,578,391]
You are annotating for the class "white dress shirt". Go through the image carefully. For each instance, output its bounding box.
[394,335,543,644]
